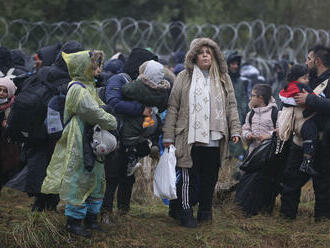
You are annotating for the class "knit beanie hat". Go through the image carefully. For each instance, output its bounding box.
[123,48,158,80]
[0,77,17,98]
[139,60,164,84]
[37,42,62,66]
[287,64,308,82]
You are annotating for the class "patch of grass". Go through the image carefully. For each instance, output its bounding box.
[0,159,329,248]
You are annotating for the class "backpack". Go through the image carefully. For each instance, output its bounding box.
[46,82,86,140]
[248,106,278,129]
[6,72,55,141]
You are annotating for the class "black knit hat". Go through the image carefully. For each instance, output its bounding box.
[123,48,158,80]
[37,42,62,66]
[287,64,308,82]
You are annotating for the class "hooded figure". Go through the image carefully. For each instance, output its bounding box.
[123,48,158,80]
[36,42,62,67]
[163,38,241,227]
[4,41,84,213]
[41,50,117,238]
[42,40,84,94]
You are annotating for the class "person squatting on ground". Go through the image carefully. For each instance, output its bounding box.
[280,45,330,220]
[278,64,322,176]
[41,50,117,238]
[102,48,158,215]
[163,38,241,228]
[235,84,281,216]
[120,59,170,176]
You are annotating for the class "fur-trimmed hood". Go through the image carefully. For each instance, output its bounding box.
[184,38,227,75]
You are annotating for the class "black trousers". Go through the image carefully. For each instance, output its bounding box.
[280,142,330,219]
[173,146,220,213]
[103,146,135,211]
[300,118,318,155]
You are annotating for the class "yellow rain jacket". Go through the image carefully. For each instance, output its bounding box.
[41,50,117,206]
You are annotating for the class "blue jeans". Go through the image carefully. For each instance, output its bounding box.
[65,197,103,219]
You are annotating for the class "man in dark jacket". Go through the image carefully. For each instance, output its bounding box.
[280,45,330,220]
[102,48,158,216]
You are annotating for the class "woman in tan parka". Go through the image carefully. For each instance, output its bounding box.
[163,38,241,227]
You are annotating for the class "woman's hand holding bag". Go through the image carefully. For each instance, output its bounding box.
[153,145,177,200]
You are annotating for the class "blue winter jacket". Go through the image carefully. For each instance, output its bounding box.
[105,73,144,116]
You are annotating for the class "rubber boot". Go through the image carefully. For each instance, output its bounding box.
[31,194,46,212]
[84,213,104,232]
[66,217,91,238]
[180,209,198,228]
[45,194,60,211]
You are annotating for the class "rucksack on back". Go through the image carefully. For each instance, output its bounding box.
[46,82,86,140]
[248,106,278,129]
[6,73,54,141]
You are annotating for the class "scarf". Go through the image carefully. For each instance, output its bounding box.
[188,64,226,144]
[0,96,14,111]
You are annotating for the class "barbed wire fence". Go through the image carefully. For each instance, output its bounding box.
[1,17,330,61]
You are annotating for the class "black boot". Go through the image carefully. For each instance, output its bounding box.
[197,211,212,224]
[66,217,91,238]
[45,194,60,211]
[180,209,198,228]
[31,194,46,212]
[84,213,104,232]
[168,199,181,220]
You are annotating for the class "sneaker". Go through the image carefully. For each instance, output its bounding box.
[127,162,142,176]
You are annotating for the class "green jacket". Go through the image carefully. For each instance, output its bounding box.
[41,51,117,206]
[121,76,170,112]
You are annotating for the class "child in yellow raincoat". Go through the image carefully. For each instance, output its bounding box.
[41,50,117,238]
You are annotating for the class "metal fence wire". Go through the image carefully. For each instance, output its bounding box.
[1,17,329,75]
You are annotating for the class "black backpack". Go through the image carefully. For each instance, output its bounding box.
[248,106,278,129]
[6,72,55,141]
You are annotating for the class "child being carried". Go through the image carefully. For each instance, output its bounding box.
[278,64,323,176]
[120,60,170,176]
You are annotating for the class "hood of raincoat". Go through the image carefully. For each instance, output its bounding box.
[62,50,104,86]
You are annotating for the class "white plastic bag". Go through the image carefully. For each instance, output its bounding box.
[153,145,177,200]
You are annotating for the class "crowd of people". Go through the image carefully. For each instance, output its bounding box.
[0,38,329,238]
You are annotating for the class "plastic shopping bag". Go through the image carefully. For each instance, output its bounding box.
[153,145,177,200]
